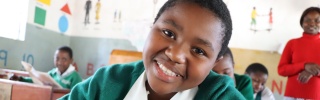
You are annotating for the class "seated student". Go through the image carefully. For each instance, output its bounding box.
[245,63,275,100]
[212,47,254,100]
[59,0,245,100]
[10,46,82,89]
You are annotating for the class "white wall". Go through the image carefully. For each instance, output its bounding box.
[70,0,320,52]
[71,0,168,51]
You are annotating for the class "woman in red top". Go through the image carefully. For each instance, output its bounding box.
[278,7,320,100]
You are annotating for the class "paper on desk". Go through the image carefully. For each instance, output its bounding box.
[21,61,62,88]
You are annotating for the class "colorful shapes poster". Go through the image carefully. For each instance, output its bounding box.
[61,4,72,15]
[58,15,68,33]
[37,0,51,6]
[34,6,46,26]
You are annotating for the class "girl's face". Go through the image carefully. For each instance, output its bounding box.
[212,55,234,80]
[249,72,267,93]
[302,11,320,34]
[143,2,224,95]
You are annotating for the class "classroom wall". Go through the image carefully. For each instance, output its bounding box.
[0,0,76,73]
[0,23,70,72]
[0,0,138,79]
[69,37,137,78]
[70,0,168,51]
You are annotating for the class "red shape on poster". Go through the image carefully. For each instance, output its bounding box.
[61,4,71,15]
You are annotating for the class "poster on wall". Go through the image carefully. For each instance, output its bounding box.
[83,0,107,26]
[59,3,72,33]
[250,6,273,33]
[34,6,47,26]
[30,0,73,34]
[74,0,162,40]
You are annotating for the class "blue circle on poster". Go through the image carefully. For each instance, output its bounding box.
[59,15,68,33]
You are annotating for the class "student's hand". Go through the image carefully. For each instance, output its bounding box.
[9,74,21,81]
[304,63,320,75]
[298,70,312,83]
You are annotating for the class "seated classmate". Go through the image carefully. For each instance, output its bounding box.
[60,0,246,99]
[245,63,275,100]
[212,47,254,100]
[10,46,82,89]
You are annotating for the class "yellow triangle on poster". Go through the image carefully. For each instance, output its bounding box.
[37,0,51,6]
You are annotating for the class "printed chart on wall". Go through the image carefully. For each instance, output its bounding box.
[250,6,273,33]
[75,0,165,51]
[59,3,71,33]
[33,0,72,34]
[34,0,50,26]
[34,6,47,26]
[79,0,126,32]
[82,0,106,29]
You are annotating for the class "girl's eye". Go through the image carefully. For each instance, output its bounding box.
[304,19,311,23]
[192,47,206,56]
[162,29,175,39]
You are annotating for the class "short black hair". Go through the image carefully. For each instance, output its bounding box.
[245,63,268,75]
[300,7,320,27]
[223,47,234,64]
[57,46,73,59]
[154,0,232,60]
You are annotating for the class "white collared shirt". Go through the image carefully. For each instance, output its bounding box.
[254,87,275,100]
[56,64,75,78]
[124,71,198,100]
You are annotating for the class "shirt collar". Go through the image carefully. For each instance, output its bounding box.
[56,64,75,78]
[124,71,198,100]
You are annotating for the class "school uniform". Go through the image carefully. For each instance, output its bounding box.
[59,60,245,100]
[254,87,275,100]
[20,65,82,89]
[234,74,254,100]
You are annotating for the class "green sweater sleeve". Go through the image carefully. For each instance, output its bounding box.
[235,74,254,100]
[58,72,98,100]
[69,72,83,89]
[19,76,33,83]
[59,61,144,100]
[195,72,246,100]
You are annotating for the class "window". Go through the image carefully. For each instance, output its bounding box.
[0,0,29,41]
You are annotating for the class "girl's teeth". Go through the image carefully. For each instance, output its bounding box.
[157,62,178,77]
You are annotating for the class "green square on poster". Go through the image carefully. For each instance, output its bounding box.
[34,6,46,26]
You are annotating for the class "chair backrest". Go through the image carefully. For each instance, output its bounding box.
[109,49,142,65]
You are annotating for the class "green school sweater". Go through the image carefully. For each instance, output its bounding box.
[20,68,82,89]
[59,60,245,100]
[235,74,254,100]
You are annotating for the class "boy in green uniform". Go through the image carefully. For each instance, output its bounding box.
[60,0,245,99]
[212,47,254,100]
[11,46,82,89]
